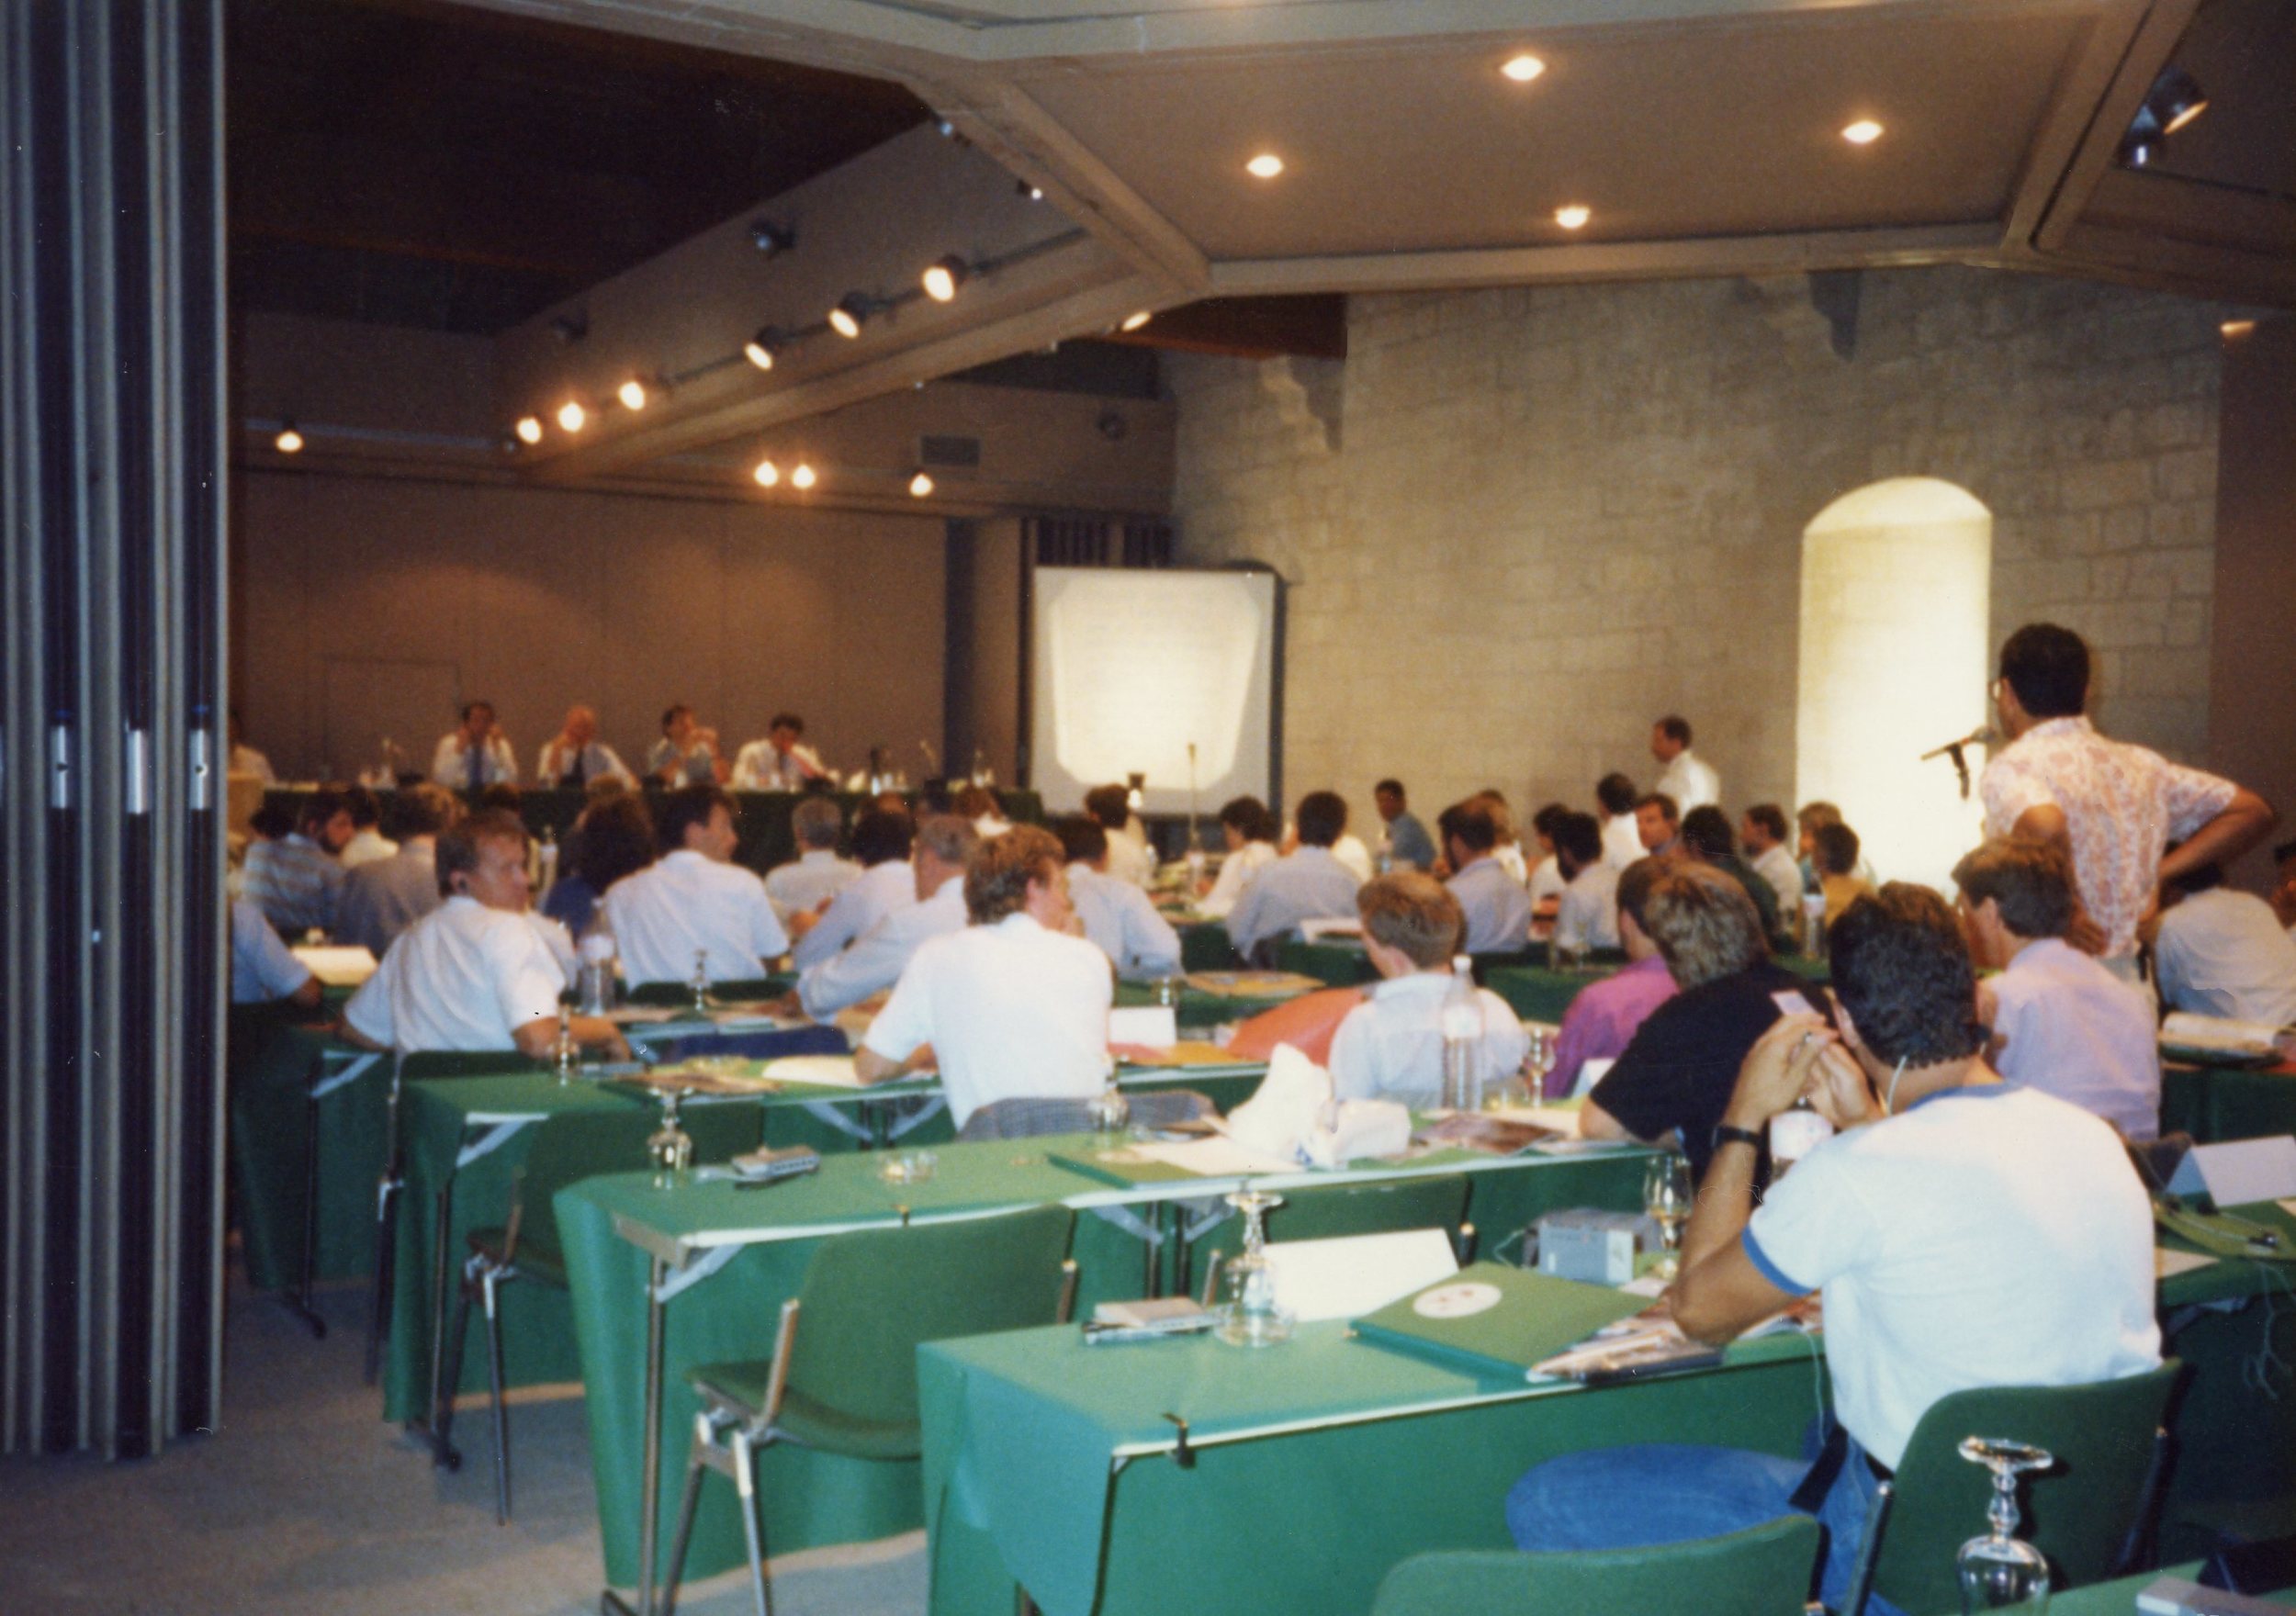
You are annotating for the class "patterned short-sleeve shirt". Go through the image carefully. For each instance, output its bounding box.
[1979,716,2236,959]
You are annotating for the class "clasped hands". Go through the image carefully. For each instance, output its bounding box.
[1723,1013,1878,1134]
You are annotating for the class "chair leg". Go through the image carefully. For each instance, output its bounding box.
[732,1429,773,1616]
[483,1268,512,1524]
[1841,1478,1896,1616]
[365,1173,400,1385]
[433,1258,478,1469]
[660,1417,714,1616]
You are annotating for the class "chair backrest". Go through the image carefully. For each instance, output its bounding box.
[1192,1173,1471,1294]
[650,1026,848,1063]
[1371,1515,1822,1616]
[956,1089,1214,1141]
[1866,1363,2181,1615]
[625,976,786,1006]
[783,1205,1075,1429]
[510,1100,760,1262]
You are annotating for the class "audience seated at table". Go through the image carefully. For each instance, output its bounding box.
[1468,790,1529,887]
[1372,778,1436,872]
[335,782,459,957]
[429,701,517,791]
[1741,802,1806,927]
[602,785,787,985]
[1649,712,1720,810]
[1441,798,1532,953]
[790,806,916,968]
[1509,884,2159,1612]
[229,895,318,1010]
[764,795,861,925]
[793,813,975,1019]
[1634,791,1684,863]
[2150,858,2296,1030]
[1548,858,1676,1097]
[2274,837,2296,936]
[646,703,726,788]
[1597,772,1644,871]
[856,825,1113,1128]
[339,784,397,869]
[1811,821,1874,926]
[1057,816,1182,982]
[955,783,1013,840]
[241,784,353,935]
[1197,795,1279,920]
[1953,837,2159,1141]
[1084,783,1154,887]
[1226,790,1364,964]
[730,711,827,791]
[1582,864,1829,1183]
[1525,802,1570,912]
[1795,800,1874,890]
[344,811,628,1059]
[540,791,654,938]
[1681,805,1785,948]
[1327,873,1528,1109]
[1548,811,1622,956]
[535,703,635,789]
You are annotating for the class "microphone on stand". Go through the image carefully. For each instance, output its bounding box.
[1919,725,1998,800]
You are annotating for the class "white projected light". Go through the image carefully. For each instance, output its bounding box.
[1796,477,1992,894]
[1032,567,1275,815]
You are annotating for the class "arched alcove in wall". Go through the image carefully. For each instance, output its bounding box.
[1796,477,1993,894]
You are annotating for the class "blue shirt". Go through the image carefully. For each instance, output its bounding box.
[1446,855,1531,952]
[1225,846,1362,960]
[1383,812,1436,871]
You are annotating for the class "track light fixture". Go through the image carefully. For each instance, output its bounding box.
[2119,66,2208,168]
[828,293,873,339]
[274,421,304,454]
[549,313,587,345]
[922,255,968,303]
[909,471,934,498]
[1120,310,1153,332]
[792,462,817,490]
[743,327,782,371]
[617,378,648,410]
[749,219,796,256]
[752,457,780,488]
[514,415,544,445]
[557,399,587,432]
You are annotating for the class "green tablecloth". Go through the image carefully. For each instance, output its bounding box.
[1276,937,1379,988]
[1175,920,1237,973]
[557,1133,1652,1590]
[2160,1058,2296,1144]
[1482,965,1606,1025]
[1112,979,1313,1029]
[229,1024,392,1294]
[920,1320,1821,1616]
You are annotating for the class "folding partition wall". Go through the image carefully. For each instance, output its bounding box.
[0,0,229,1458]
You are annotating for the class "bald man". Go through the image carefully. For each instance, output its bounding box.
[536,705,634,790]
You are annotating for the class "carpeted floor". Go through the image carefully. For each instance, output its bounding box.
[0,1275,928,1616]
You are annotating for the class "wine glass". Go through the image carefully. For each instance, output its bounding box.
[1087,1078,1131,1143]
[688,948,712,1015]
[1955,1437,2054,1613]
[1642,1151,1693,1278]
[648,1087,694,1186]
[1216,1190,1293,1348]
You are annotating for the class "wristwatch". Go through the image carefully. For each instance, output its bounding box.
[1712,1123,1764,1152]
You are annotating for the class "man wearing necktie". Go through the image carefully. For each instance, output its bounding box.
[431,701,517,792]
[536,705,634,790]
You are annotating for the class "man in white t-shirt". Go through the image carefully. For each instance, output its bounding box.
[1650,714,1719,811]
[2151,861,2296,1029]
[1328,873,1527,1109]
[230,898,318,1009]
[344,811,628,1058]
[602,786,788,986]
[1506,884,2157,1610]
[1596,774,1644,872]
[1085,784,1155,888]
[793,814,977,1019]
[732,712,830,791]
[856,825,1113,1129]
[763,795,861,924]
[1057,816,1181,981]
[789,806,915,967]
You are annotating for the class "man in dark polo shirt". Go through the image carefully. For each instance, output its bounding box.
[1581,863,1827,1183]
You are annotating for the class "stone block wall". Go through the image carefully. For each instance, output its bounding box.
[1169,266,2225,837]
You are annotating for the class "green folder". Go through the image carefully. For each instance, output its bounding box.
[1047,1148,1218,1187]
[1350,1261,1649,1382]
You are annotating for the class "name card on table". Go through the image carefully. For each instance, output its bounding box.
[1263,1228,1458,1323]
[291,945,377,986]
[2169,1136,2296,1208]
[1109,1005,1177,1049]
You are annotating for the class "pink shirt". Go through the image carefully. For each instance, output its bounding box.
[1548,954,1679,1099]
[1980,716,2236,960]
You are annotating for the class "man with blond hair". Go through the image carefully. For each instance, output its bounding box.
[1327,873,1528,1109]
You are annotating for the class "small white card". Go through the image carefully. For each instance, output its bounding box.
[1571,1057,1615,1100]
[1109,1005,1178,1049]
[2167,1136,2296,1208]
[758,1054,869,1090]
[2155,1248,2218,1281]
[1299,917,1365,942]
[291,945,377,985]
[1262,1228,1458,1323]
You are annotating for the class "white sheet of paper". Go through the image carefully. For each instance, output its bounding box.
[291,945,378,986]
[1571,1057,1615,1101]
[1299,917,1364,942]
[1127,1137,1300,1177]
[1263,1228,1458,1323]
[1109,1005,1178,1049]
[1487,1105,1585,1139]
[2155,1248,2219,1280]
[758,1054,870,1090]
[2167,1136,2296,1207]
[2159,1011,2287,1056]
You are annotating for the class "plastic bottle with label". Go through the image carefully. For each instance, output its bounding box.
[1439,955,1484,1112]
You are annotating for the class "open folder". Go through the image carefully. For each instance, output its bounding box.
[1351,1262,1648,1383]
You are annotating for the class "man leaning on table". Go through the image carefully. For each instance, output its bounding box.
[1507,884,2159,1614]
[431,701,518,791]
[343,810,628,1059]
[602,784,788,986]
[792,813,976,1019]
[855,825,1112,1129]
[536,704,635,789]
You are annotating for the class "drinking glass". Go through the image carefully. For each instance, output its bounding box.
[687,948,712,1015]
[648,1088,693,1186]
[1643,1151,1693,1278]
[1955,1437,2054,1613]
[1087,1079,1131,1142]
[1553,940,1582,974]
[1216,1190,1293,1348]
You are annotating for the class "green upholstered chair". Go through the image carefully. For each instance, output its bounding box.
[660,1205,1077,1616]
[1844,1362,2182,1616]
[1192,1173,1473,1302]
[625,976,788,1006]
[1370,1514,1822,1616]
[433,1101,760,1521]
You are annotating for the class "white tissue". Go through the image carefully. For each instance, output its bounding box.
[1302,1100,1412,1169]
[1226,1043,1332,1160]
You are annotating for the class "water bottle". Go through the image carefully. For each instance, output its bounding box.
[1770,1095,1834,1175]
[1439,955,1483,1112]
[578,910,618,1015]
[1801,892,1829,960]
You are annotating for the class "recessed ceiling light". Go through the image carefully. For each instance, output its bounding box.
[1245,152,1285,179]
[909,471,934,498]
[1842,119,1884,145]
[1501,54,1546,84]
[792,462,817,490]
[752,458,780,488]
[557,400,586,432]
[514,415,543,445]
[274,423,303,454]
[617,379,647,410]
[1554,204,1591,230]
[1120,310,1153,332]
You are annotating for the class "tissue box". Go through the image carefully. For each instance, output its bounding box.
[1532,1209,1661,1285]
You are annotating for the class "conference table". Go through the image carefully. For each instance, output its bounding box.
[556,1125,1659,1601]
[917,1195,2296,1616]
